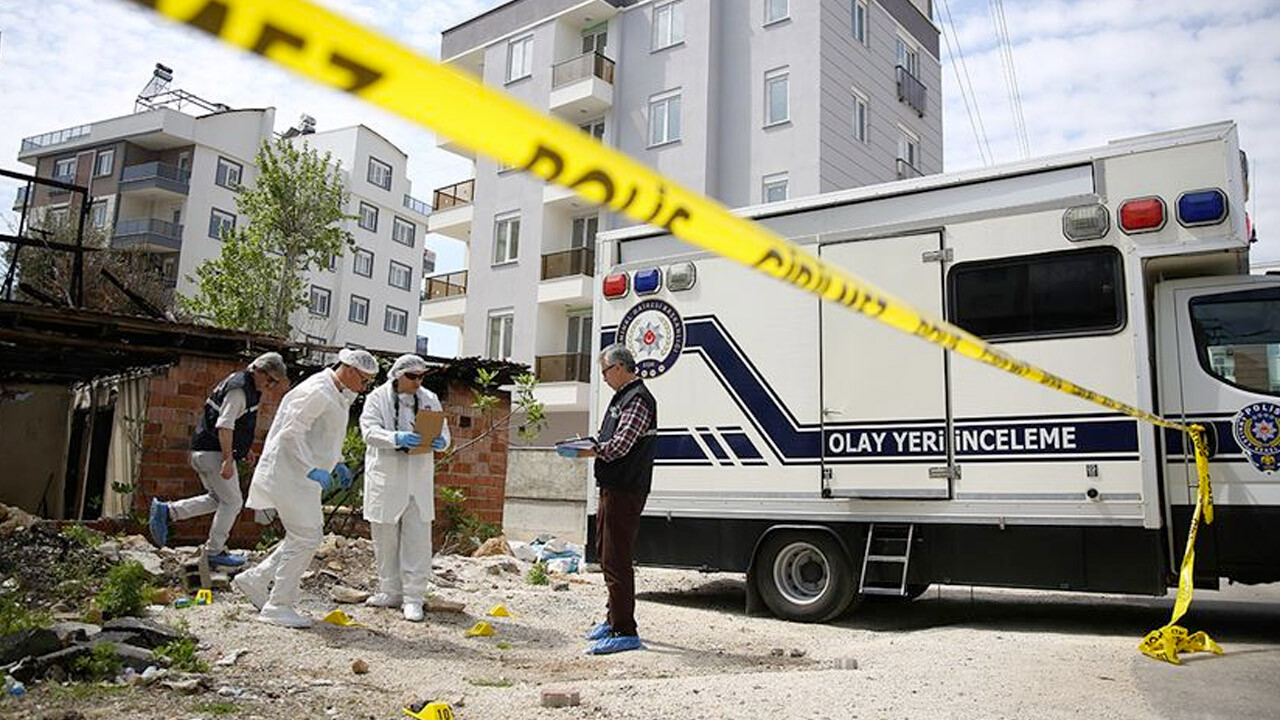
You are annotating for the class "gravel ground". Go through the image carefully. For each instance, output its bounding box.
[5,538,1278,720]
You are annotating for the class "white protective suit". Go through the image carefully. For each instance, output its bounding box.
[243,367,354,608]
[361,379,450,600]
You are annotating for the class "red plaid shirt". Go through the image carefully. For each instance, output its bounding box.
[596,393,654,463]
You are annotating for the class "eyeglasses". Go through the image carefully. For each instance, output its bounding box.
[601,363,619,376]
[402,372,425,381]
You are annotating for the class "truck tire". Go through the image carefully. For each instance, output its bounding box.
[754,531,856,623]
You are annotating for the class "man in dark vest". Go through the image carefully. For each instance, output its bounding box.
[148,352,288,567]
[583,343,657,655]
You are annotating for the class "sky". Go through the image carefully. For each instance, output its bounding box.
[1,0,1278,357]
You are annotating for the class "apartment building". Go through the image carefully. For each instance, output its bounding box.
[15,97,433,352]
[423,0,942,439]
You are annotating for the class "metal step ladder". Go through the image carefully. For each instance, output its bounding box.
[859,523,915,596]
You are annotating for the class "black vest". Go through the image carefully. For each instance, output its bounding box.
[594,379,658,494]
[191,371,261,460]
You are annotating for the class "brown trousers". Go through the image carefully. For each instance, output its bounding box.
[596,488,648,637]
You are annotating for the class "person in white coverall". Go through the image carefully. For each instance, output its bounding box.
[360,354,450,622]
[233,348,378,629]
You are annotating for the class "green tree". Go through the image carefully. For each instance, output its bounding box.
[180,137,353,335]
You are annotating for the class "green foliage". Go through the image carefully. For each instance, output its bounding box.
[526,561,549,586]
[72,642,122,681]
[510,372,546,441]
[179,137,354,336]
[255,525,284,552]
[153,636,209,674]
[61,523,104,549]
[94,560,153,619]
[0,592,51,634]
[439,486,500,549]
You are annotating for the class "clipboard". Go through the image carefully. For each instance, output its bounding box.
[407,410,445,455]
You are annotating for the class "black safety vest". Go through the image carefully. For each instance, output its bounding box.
[594,379,657,494]
[191,371,260,460]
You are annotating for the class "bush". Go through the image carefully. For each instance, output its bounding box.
[73,642,122,681]
[0,592,51,634]
[526,561,549,586]
[94,561,153,619]
[153,636,209,673]
[61,524,104,549]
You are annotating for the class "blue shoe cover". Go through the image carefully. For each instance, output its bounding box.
[585,621,612,641]
[587,634,643,655]
[148,499,169,548]
[208,551,246,568]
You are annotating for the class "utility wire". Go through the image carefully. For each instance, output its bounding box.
[938,0,992,166]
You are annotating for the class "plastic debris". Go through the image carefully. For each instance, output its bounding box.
[195,589,213,605]
[173,597,193,609]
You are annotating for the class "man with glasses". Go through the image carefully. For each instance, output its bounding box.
[582,343,657,654]
[235,348,376,628]
[149,352,289,569]
[359,354,450,622]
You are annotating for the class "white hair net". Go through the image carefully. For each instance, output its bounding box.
[390,354,428,379]
[337,347,378,375]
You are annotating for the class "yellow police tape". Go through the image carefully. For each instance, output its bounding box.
[125,0,1217,663]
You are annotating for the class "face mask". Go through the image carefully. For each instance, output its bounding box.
[340,387,358,404]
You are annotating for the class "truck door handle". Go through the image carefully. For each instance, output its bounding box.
[823,408,844,417]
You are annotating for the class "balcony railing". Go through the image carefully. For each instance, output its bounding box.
[432,178,474,210]
[403,193,432,216]
[536,353,593,383]
[48,174,76,196]
[423,270,467,301]
[552,51,615,88]
[896,158,923,180]
[120,161,191,195]
[541,246,595,280]
[21,124,92,152]
[12,187,28,211]
[112,218,184,252]
[896,65,927,117]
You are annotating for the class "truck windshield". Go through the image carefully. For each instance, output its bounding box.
[1190,286,1280,395]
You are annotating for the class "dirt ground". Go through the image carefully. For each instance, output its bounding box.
[4,540,1278,720]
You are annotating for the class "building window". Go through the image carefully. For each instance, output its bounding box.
[949,248,1124,341]
[388,260,413,291]
[571,215,599,248]
[762,173,789,203]
[384,306,409,336]
[358,201,379,232]
[507,34,533,82]
[567,312,594,354]
[208,208,236,239]
[353,248,374,277]
[367,157,392,190]
[94,149,115,178]
[215,157,243,189]
[582,26,607,54]
[493,213,520,264]
[648,90,682,146]
[392,216,416,247]
[487,311,514,359]
[765,0,789,25]
[580,118,605,140]
[852,89,869,143]
[309,285,332,317]
[349,295,370,325]
[652,1,685,50]
[765,67,789,126]
[53,158,76,179]
[853,0,868,45]
[90,200,110,229]
[898,127,920,175]
[896,37,920,78]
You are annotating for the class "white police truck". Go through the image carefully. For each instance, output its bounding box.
[588,121,1278,622]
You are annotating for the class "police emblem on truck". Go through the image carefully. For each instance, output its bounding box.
[1233,402,1280,473]
[616,299,685,379]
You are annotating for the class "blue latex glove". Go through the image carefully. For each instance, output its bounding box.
[394,431,422,449]
[332,462,354,490]
[431,435,448,451]
[307,467,333,492]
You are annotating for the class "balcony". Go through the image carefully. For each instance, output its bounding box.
[421,270,467,326]
[20,124,92,154]
[896,65,927,117]
[427,179,474,241]
[119,161,190,199]
[403,193,432,218]
[536,353,592,383]
[11,187,28,211]
[47,174,76,197]
[112,217,183,253]
[541,247,594,280]
[896,158,923,180]
[538,247,594,306]
[550,52,615,117]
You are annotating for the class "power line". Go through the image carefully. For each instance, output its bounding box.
[938,0,992,166]
[989,0,1030,158]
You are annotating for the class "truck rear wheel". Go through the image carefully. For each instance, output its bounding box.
[754,531,856,623]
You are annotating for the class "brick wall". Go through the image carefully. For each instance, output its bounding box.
[136,358,511,548]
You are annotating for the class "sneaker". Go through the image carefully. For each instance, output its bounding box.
[585,620,612,641]
[208,551,246,568]
[364,592,402,608]
[587,634,643,655]
[147,498,169,548]
[232,570,269,611]
[402,601,425,622]
[257,604,313,629]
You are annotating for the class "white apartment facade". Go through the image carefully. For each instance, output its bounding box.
[423,0,943,440]
[15,105,433,353]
